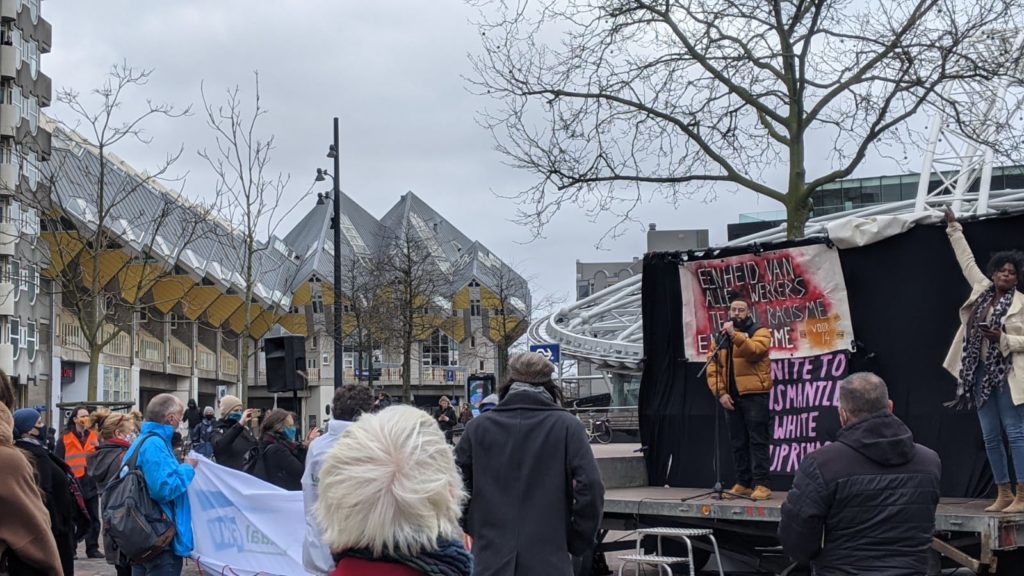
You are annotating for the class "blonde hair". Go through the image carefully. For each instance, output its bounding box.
[316,405,465,557]
[99,413,136,441]
[91,406,111,429]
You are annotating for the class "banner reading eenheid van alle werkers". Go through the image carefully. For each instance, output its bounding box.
[679,244,855,360]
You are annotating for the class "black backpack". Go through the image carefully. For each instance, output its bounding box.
[101,433,177,564]
[241,444,264,476]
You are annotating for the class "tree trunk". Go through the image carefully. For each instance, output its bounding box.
[785,197,811,240]
[401,332,412,402]
[495,344,509,384]
[239,337,250,406]
[87,347,101,402]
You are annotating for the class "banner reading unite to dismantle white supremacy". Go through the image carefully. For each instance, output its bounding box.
[188,455,312,575]
[679,244,857,479]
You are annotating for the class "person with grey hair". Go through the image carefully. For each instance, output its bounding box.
[454,351,604,576]
[120,393,198,576]
[316,405,473,576]
[778,372,942,575]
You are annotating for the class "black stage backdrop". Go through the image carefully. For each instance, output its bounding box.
[639,215,1024,497]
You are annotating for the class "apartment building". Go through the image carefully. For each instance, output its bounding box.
[0,0,51,410]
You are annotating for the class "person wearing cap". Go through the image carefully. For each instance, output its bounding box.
[11,408,81,576]
[209,394,257,470]
[454,352,604,576]
[436,396,457,444]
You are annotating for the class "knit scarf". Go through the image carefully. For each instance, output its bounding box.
[951,287,1014,409]
[336,540,473,576]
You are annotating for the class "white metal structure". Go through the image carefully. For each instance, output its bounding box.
[532,31,1024,369]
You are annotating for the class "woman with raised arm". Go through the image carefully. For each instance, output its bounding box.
[943,206,1024,512]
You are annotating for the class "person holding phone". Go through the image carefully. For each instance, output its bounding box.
[209,395,258,470]
[943,206,1024,512]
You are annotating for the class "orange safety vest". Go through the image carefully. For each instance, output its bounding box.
[63,429,99,479]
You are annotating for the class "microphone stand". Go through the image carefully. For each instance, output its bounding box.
[682,329,756,503]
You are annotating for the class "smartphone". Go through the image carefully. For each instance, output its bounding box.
[252,408,263,418]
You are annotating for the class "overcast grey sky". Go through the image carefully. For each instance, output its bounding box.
[43,1,903,310]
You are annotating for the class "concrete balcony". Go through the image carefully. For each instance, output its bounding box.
[0,163,17,195]
[0,0,17,21]
[0,47,16,80]
[34,17,51,54]
[0,103,17,137]
[0,342,11,377]
[0,281,13,316]
[0,221,16,256]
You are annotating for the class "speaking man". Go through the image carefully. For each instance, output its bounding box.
[706,293,773,500]
[778,372,941,575]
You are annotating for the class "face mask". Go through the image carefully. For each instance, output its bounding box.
[204,414,214,420]
[227,412,242,423]
[76,416,90,428]
[122,433,138,443]
[282,426,297,442]
[32,425,45,437]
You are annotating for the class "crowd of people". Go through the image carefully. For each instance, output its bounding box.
[0,209,1020,576]
[0,351,604,576]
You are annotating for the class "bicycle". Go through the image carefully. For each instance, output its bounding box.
[578,411,613,444]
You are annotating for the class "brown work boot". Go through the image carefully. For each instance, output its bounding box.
[751,485,773,501]
[723,484,753,499]
[1001,484,1024,514]
[985,484,1015,512]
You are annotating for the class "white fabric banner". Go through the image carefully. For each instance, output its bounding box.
[187,455,313,575]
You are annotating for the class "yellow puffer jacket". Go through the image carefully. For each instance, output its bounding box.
[706,327,773,397]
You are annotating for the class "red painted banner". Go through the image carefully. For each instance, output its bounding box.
[679,245,854,359]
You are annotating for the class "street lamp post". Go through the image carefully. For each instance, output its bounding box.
[330,118,343,391]
[316,117,344,391]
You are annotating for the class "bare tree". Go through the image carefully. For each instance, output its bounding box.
[470,0,1024,239]
[36,62,210,401]
[339,250,389,383]
[200,72,307,406]
[474,262,532,382]
[374,222,456,402]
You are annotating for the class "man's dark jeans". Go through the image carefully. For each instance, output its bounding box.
[726,392,771,488]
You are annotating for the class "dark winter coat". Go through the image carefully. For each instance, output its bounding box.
[778,412,942,576]
[14,438,81,576]
[184,406,203,432]
[436,406,457,432]
[87,439,131,491]
[209,418,257,470]
[454,388,604,576]
[254,434,306,491]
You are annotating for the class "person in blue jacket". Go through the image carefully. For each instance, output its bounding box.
[122,393,198,576]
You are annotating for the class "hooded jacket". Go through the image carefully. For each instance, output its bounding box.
[454,386,604,576]
[705,320,773,397]
[210,417,257,470]
[122,421,196,558]
[303,419,353,575]
[778,412,941,575]
[0,404,63,576]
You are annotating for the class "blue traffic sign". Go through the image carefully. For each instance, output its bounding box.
[529,343,561,364]
[445,369,455,383]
